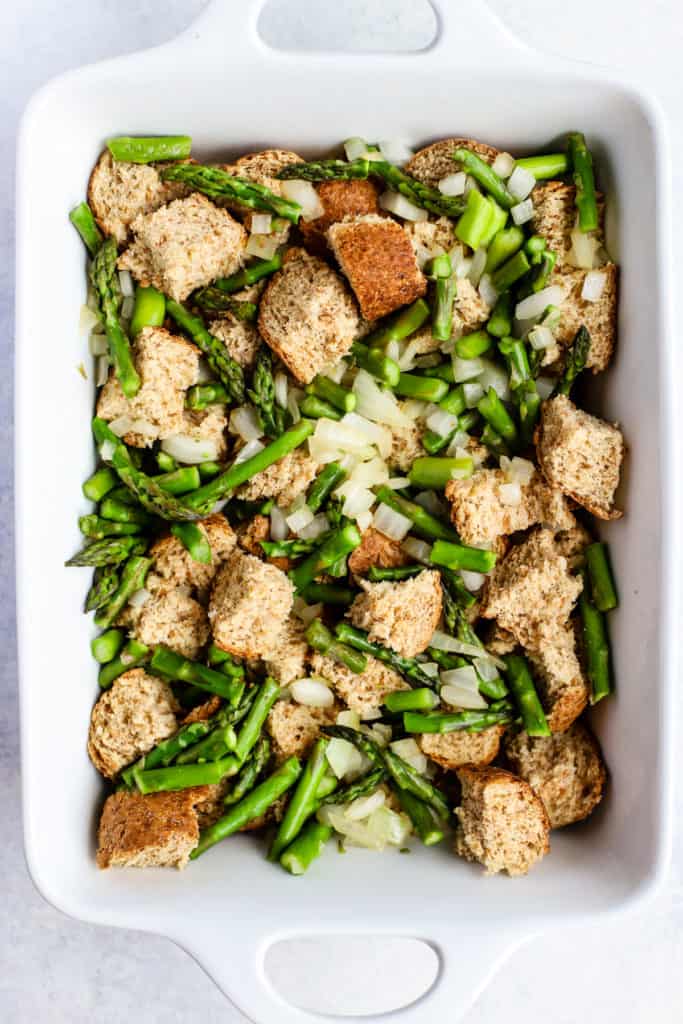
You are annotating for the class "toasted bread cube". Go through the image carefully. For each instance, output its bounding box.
[405,137,500,187]
[237,447,319,508]
[327,214,427,321]
[526,624,589,733]
[485,623,518,656]
[347,527,411,576]
[97,787,209,869]
[221,149,304,198]
[348,570,442,658]
[88,669,179,779]
[387,414,426,473]
[134,586,210,660]
[301,179,380,254]
[530,181,606,273]
[481,528,583,648]
[504,721,606,827]
[209,550,293,659]
[404,216,456,265]
[264,615,309,686]
[208,314,261,369]
[445,468,574,548]
[87,149,189,246]
[258,248,360,383]
[96,326,199,446]
[118,193,246,302]
[554,264,618,373]
[310,651,408,717]
[176,406,228,459]
[149,514,236,593]
[536,395,624,519]
[454,765,550,876]
[180,696,223,725]
[553,519,593,569]
[267,700,339,763]
[418,725,506,772]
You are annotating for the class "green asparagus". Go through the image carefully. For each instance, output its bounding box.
[491,250,531,293]
[452,147,516,209]
[166,299,245,404]
[374,486,458,542]
[130,285,166,336]
[307,462,347,513]
[367,564,423,582]
[174,723,237,765]
[384,688,439,713]
[351,342,401,387]
[91,628,125,664]
[334,623,437,690]
[408,456,473,490]
[554,326,591,397]
[150,646,245,704]
[394,374,449,403]
[99,498,153,526]
[485,227,525,274]
[280,821,333,875]
[364,299,430,350]
[171,522,212,564]
[134,757,238,794]
[585,542,618,612]
[212,253,283,294]
[160,163,302,223]
[185,383,230,410]
[503,654,550,736]
[305,619,368,675]
[277,158,372,182]
[455,330,492,360]
[567,132,599,232]
[396,789,444,845]
[94,555,152,629]
[430,539,497,573]
[477,387,518,445]
[515,153,569,179]
[98,639,150,689]
[82,467,118,503]
[233,676,281,762]
[269,738,329,861]
[307,376,356,414]
[318,767,387,807]
[223,736,271,805]
[85,565,120,612]
[579,585,612,704]
[90,238,140,398]
[300,395,342,421]
[290,523,361,593]
[69,202,103,255]
[193,288,257,320]
[403,707,513,733]
[154,466,201,495]
[300,582,356,606]
[107,135,191,163]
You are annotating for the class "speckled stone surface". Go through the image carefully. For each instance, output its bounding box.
[2,1,682,1020]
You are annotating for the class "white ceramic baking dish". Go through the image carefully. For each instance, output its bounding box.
[16,1,678,1020]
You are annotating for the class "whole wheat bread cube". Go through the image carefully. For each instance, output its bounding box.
[348,569,442,658]
[530,181,606,273]
[525,623,590,733]
[418,725,506,772]
[301,179,380,255]
[209,549,293,659]
[267,700,339,763]
[347,527,411,576]
[554,264,618,373]
[405,137,500,187]
[97,787,209,869]
[310,651,408,717]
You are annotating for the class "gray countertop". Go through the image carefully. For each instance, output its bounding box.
[2,1,682,1020]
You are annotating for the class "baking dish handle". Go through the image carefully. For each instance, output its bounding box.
[181,923,527,1023]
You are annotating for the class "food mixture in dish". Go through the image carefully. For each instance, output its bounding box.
[68,132,621,877]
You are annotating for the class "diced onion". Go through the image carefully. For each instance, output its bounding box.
[233,438,265,465]
[477,358,511,401]
[80,305,101,333]
[445,431,471,456]
[314,414,384,457]
[356,509,373,532]
[195,358,213,383]
[99,439,115,461]
[378,139,414,165]
[510,198,534,226]
[348,456,389,489]
[88,332,107,357]
[120,296,135,321]
[438,171,467,196]
[288,387,303,425]
[401,537,432,564]
[317,805,391,850]
[360,707,382,722]
[468,247,487,288]
[274,371,288,409]
[286,504,314,534]
[246,233,280,259]
[229,404,263,442]
[430,630,484,657]
[366,806,412,847]
[344,137,370,161]
[95,355,110,387]
[441,677,488,710]
[345,789,386,821]
[292,598,323,626]
[478,273,498,308]
[491,152,515,178]
[386,476,411,489]
[452,356,484,383]
[536,376,555,400]
[298,513,330,541]
[581,270,607,302]
[379,190,428,222]
[162,434,220,464]
[463,381,484,408]
[515,285,566,321]
[337,709,361,728]
[251,213,272,234]
[426,409,459,438]
[528,325,555,351]
[463,175,481,196]
[390,738,428,775]
[474,657,500,683]
[372,502,412,541]
[365,722,393,746]
[460,569,487,593]
[398,336,432,372]
[118,270,135,297]
[500,455,535,485]
[109,415,156,439]
[401,399,429,421]
[342,412,393,456]
[508,165,536,201]
[128,587,151,610]
[342,485,376,519]
[569,229,600,270]
[499,480,522,507]
[326,738,363,780]
[421,662,440,679]
[270,505,288,541]
[280,179,324,221]
[291,677,335,708]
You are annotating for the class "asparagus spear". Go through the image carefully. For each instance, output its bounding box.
[503,654,551,737]
[85,565,120,612]
[223,736,271,805]
[300,582,355,606]
[94,556,152,629]
[79,515,141,540]
[403,707,514,734]
[480,424,510,459]
[69,202,103,255]
[260,537,320,559]
[193,288,257,320]
[305,619,368,674]
[382,748,450,820]
[191,757,302,859]
[269,738,330,861]
[567,132,599,232]
[455,190,497,250]
[90,238,140,398]
[107,135,191,163]
[171,522,212,564]
[431,538,496,574]
[367,565,423,582]
[289,523,361,593]
[280,821,333,875]
[364,299,431,350]
[408,456,473,491]
[156,451,177,472]
[67,537,148,569]
[166,299,245,404]
[334,623,437,690]
[120,719,216,787]
[185,383,230,410]
[98,639,150,689]
[396,789,444,845]
[300,395,342,421]
[486,293,514,339]
[428,257,457,343]
[307,462,347,513]
[174,722,237,765]
[134,757,239,794]
[212,253,283,294]
[485,226,525,274]
[515,153,569,179]
[394,374,449,403]
[154,466,201,495]
[455,330,492,360]
[183,419,314,513]
[198,461,223,480]
[93,418,199,521]
[130,285,166,336]
[233,676,281,762]
[491,250,531,293]
[91,628,125,664]
[384,688,439,713]
[278,158,372,182]
[579,586,612,703]
[351,342,401,386]
[477,387,518,446]
[83,466,118,503]
[553,326,591,397]
[150,646,245,704]
[318,767,387,806]
[440,567,478,610]
[374,486,458,543]
[585,542,618,612]
[307,376,356,414]
[160,163,302,223]
[498,337,532,390]
[516,383,542,447]
[99,497,153,526]
[452,147,516,209]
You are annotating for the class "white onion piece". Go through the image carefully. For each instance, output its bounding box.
[430,630,484,656]
[345,789,386,821]
[491,152,515,178]
[501,456,535,485]
[298,513,330,541]
[508,165,536,201]
[386,476,411,490]
[355,509,372,532]
[421,662,440,679]
[515,285,566,321]
[372,502,412,541]
[99,439,115,461]
[581,270,607,302]
[379,190,428,222]
[287,387,303,425]
[292,598,323,626]
[280,179,324,221]
[478,273,498,308]
[463,381,484,408]
[128,587,151,610]
[80,305,101,333]
[390,738,428,775]
[441,682,488,710]
[398,337,430,372]
[401,537,432,564]
[468,247,487,287]
[344,137,370,161]
[541,305,562,330]
[499,480,522,507]
[511,198,534,226]
[528,325,555,351]
[384,339,400,363]
[445,431,471,457]
[118,269,135,297]
[270,505,288,542]
[229,404,263,441]
[320,360,347,385]
[474,657,500,683]
[349,456,389,488]
[365,722,393,746]
[536,376,555,400]
[342,486,376,519]
[401,399,429,421]
[426,409,459,438]
[337,709,361,729]
[463,175,481,196]
[246,233,280,259]
[366,806,412,847]
[162,434,220,464]
[291,677,335,708]
[89,333,108,356]
[273,371,288,409]
[315,414,380,456]
[317,805,386,850]
[569,229,600,270]
[342,412,393,455]
[286,504,314,534]
[360,707,382,722]
[251,213,272,234]
[460,569,487,593]
[109,415,156,439]
[120,296,135,320]
[438,171,467,196]
[414,490,447,518]
[326,738,363,780]
[233,438,265,465]
[477,358,511,401]
[195,358,214,384]
[95,355,110,387]
[452,356,484,383]
[378,139,414,165]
